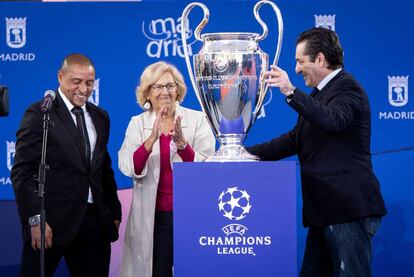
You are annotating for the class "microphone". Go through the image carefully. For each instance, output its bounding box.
[40,90,56,113]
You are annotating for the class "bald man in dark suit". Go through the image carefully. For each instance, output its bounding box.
[12,54,121,277]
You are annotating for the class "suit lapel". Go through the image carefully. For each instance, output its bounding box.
[315,70,345,101]
[295,87,320,146]
[87,103,103,168]
[296,70,346,145]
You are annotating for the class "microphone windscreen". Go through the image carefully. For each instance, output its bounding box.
[44,90,56,100]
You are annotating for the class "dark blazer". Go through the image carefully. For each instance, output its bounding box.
[11,92,121,244]
[248,70,386,227]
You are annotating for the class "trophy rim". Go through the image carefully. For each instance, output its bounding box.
[201,32,261,41]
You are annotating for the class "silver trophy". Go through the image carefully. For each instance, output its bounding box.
[181,1,283,161]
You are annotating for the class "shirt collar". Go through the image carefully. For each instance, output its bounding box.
[317,68,342,91]
[58,88,87,113]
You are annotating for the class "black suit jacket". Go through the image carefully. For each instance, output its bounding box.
[11,92,122,244]
[248,70,386,227]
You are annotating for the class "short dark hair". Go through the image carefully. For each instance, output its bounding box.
[297,28,344,70]
[60,53,95,72]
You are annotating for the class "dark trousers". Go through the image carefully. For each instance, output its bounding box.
[300,217,381,277]
[19,204,111,277]
[152,211,173,277]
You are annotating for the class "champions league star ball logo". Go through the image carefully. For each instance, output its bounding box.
[197,186,271,256]
[218,187,252,221]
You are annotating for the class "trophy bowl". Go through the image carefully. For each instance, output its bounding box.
[181,1,283,162]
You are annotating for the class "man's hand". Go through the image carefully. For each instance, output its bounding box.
[114,219,121,230]
[264,65,295,96]
[31,222,53,251]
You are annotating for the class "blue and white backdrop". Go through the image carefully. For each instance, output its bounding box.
[0,0,413,276]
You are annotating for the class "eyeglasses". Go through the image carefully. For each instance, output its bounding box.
[151,83,177,92]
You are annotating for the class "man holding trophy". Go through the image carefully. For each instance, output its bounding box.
[247,27,387,277]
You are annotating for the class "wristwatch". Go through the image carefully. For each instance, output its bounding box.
[286,86,296,102]
[28,214,41,227]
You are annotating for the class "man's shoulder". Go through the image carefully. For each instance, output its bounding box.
[86,102,108,117]
[330,71,363,91]
[333,70,358,84]
[23,99,44,116]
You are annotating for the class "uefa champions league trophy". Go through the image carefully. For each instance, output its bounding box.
[181,1,283,161]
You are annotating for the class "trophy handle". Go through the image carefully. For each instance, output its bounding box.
[252,0,284,115]
[181,2,210,113]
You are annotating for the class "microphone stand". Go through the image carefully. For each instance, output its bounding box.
[37,111,53,277]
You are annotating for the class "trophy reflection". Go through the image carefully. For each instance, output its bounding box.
[181,1,283,161]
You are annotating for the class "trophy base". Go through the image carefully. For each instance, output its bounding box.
[206,144,259,162]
